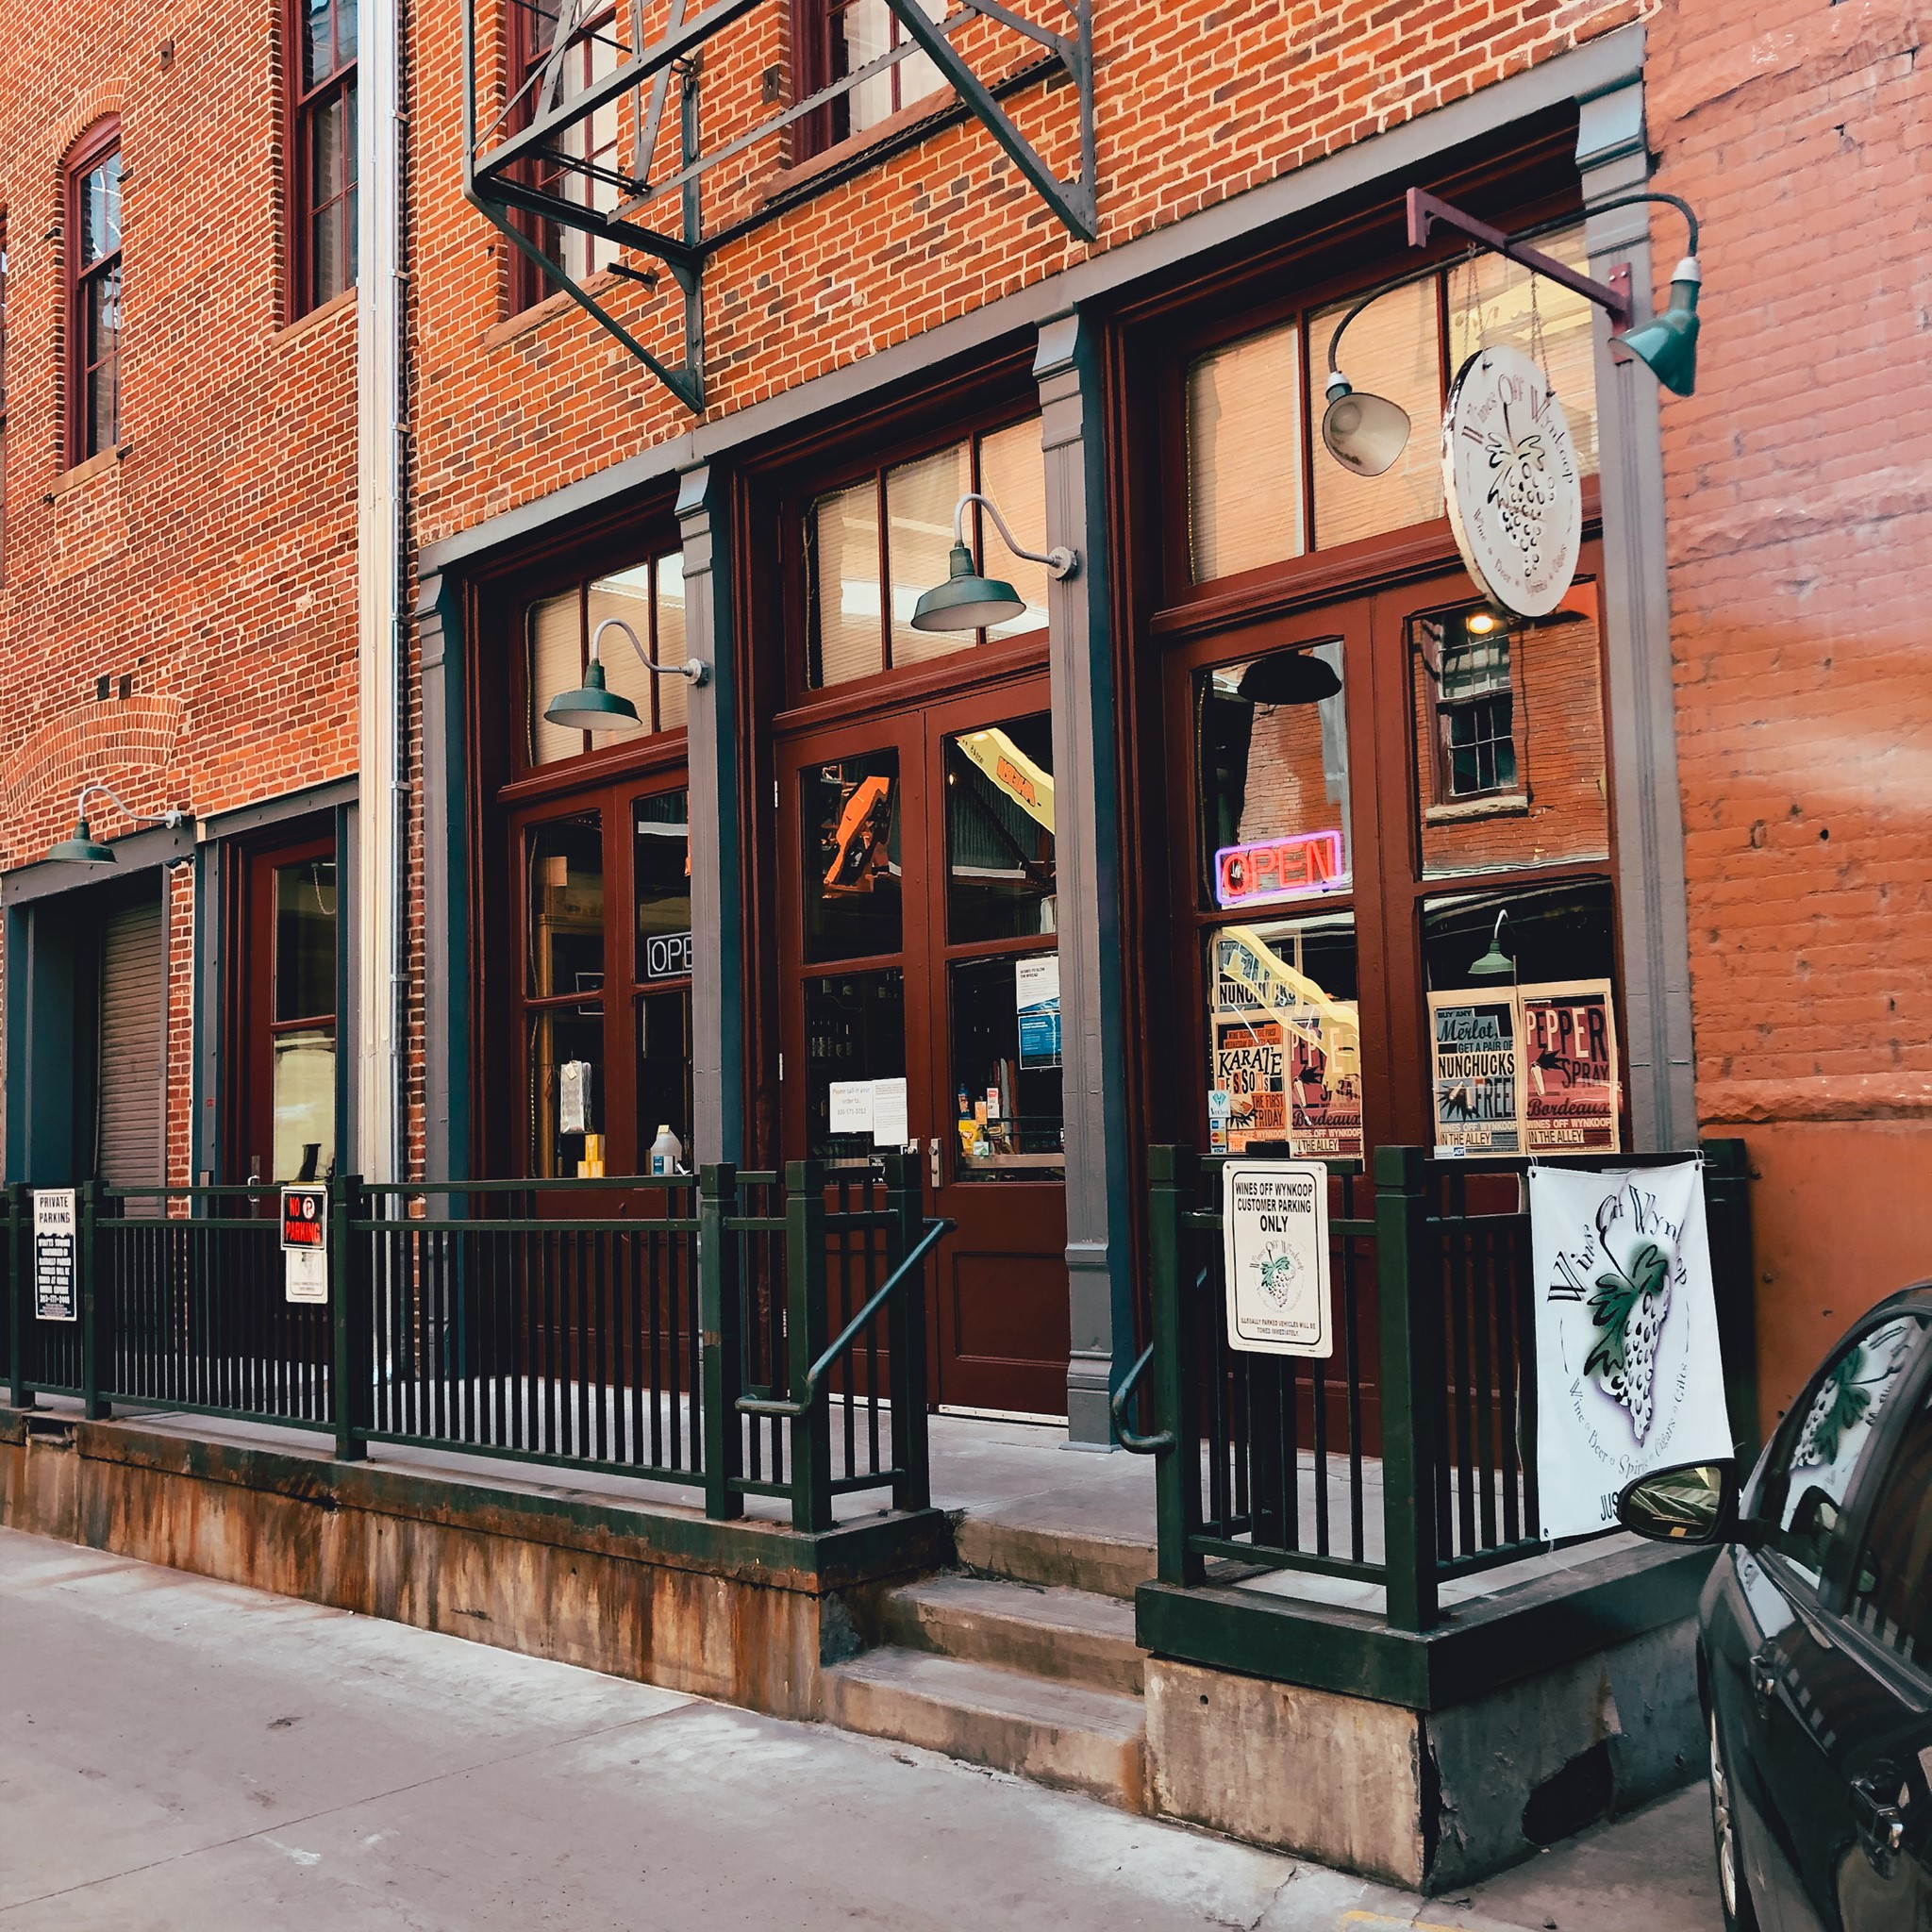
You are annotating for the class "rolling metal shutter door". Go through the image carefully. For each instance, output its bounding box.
[98,897,165,1188]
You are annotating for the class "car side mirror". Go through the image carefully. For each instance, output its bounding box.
[1617,1460,1741,1545]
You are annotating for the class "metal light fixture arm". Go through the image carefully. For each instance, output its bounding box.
[73,782,191,831]
[591,615,710,687]
[956,491,1077,580]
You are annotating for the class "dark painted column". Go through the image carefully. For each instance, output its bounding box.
[1576,76,1698,1152]
[416,571,471,1184]
[1036,309,1133,1446]
[677,461,745,1166]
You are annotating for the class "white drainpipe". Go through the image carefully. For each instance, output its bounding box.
[356,0,406,1183]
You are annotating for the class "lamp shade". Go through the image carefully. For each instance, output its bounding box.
[1612,258,1701,397]
[1468,940,1515,978]
[48,818,117,867]
[1238,650,1341,707]
[543,658,643,735]
[911,542,1027,633]
[1321,375,1412,476]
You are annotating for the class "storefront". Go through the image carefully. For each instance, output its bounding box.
[418,47,1689,1441]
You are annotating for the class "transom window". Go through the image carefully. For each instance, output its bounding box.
[68,126,123,465]
[525,549,688,765]
[295,0,359,312]
[1184,223,1599,585]
[805,416,1045,690]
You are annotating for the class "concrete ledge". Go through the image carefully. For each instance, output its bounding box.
[0,1408,948,1721]
[1136,1538,1714,1708]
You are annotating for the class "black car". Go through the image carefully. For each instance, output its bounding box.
[1620,1286,1932,1932]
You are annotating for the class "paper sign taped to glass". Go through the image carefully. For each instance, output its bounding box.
[1428,991,1524,1154]
[1530,1159,1732,1541]
[1015,954,1061,1069]
[1210,926,1362,1158]
[1520,980,1620,1153]
[1222,1161,1333,1357]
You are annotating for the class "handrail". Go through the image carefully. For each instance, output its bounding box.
[1110,1341,1173,1454]
[737,1217,952,1420]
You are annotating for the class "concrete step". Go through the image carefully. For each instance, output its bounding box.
[951,1514,1156,1602]
[881,1574,1145,1694]
[824,1648,1147,1810]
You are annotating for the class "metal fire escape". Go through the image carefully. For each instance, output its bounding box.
[462,0,1098,411]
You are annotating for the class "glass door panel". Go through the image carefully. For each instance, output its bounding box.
[802,749,903,962]
[804,968,908,1163]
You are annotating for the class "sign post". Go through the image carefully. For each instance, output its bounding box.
[281,1185,328,1304]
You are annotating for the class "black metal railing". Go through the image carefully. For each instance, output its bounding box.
[2,1158,944,1531]
[1130,1141,1754,1631]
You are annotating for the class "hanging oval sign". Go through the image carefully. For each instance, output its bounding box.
[1441,342,1582,619]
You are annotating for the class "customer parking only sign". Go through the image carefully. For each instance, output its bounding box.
[1221,1161,1332,1357]
[281,1186,328,1305]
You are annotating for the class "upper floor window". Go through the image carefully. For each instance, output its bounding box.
[804,0,947,151]
[804,416,1044,691]
[1183,223,1600,587]
[510,0,622,310]
[525,549,688,766]
[295,0,359,312]
[67,125,122,465]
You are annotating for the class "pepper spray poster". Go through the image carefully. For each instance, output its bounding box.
[1222,1161,1333,1357]
[1520,981,1621,1154]
[1530,1160,1733,1541]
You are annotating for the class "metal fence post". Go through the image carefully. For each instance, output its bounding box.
[699,1161,745,1521]
[331,1174,369,1461]
[79,1179,109,1420]
[883,1150,930,1513]
[1374,1144,1439,1632]
[1700,1138,1758,1460]
[785,1158,831,1533]
[5,1184,26,1409]
[1148,1145,1204,1586]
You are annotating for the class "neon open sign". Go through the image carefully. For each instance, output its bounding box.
[1214,829,1347,908]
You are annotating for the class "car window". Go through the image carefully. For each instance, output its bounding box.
[1847,1387,1932,1675]
[1756,1315,1924,1589]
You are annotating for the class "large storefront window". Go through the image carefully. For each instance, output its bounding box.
[1183,224,1599,585]
[805,415,1046,687]
[516,787,692,1178]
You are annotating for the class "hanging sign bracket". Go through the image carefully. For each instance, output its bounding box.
[1407,190,1634,330]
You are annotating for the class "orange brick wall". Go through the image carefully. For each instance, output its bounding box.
[1647,0,1932,1420]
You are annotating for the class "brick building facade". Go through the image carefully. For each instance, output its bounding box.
[3,0,1926,1437]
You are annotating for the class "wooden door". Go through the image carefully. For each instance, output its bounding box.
[776,674,1070,1418]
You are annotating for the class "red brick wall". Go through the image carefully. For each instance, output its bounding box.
[1648,0,1932,1417]
[0,0,358,1172]
[407,0,1648,548]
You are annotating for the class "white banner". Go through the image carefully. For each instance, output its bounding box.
[1530,1161,1733,1541]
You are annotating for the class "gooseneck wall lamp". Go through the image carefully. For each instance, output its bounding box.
[1468,908,1517,980]
[910,491,1077,634]
[46,783,193,868]
[543,616,709,737]
[1321,189,1705,476]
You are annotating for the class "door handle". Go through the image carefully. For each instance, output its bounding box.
[928,1137,941,1191]
[1749,1649,1778,1710]
[1851,1771,1907,1876]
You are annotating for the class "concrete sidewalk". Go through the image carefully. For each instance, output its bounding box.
[0,1528,1719,1932]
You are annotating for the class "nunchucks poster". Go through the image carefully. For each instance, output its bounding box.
[1529,1160,1733,1541]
